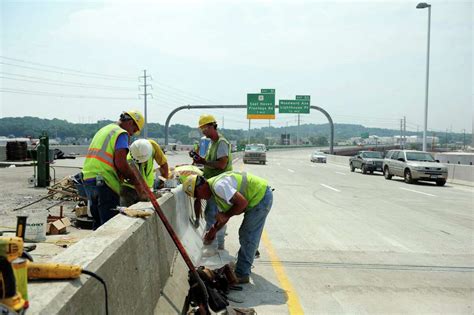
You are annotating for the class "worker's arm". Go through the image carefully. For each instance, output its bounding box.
[115,149,148,198]
[158,162,170,179]
[200,156,228,170]
[214,192,248,230]
[203,192,247,243]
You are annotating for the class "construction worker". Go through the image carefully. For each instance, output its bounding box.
[183,171,273,284]
[190,114,232,250]
[120,138,170,207]
[82,110,147,229]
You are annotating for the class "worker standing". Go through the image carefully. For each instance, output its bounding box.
[82,110,147,229]
[190,115,232,250]
[183,171,273,284]
[120,138,170,207]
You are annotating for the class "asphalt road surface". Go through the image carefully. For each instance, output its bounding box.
[169,148,473,314]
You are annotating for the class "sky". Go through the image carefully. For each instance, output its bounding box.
[0,0,472,134]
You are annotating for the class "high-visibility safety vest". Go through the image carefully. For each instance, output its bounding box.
[207,171,268,213]
[203,134,232,179]
[82,124,128,194]
[122,153,155,189]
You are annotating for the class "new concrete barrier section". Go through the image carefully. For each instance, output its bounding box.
[28,187,204,314]
[327,155,474,185]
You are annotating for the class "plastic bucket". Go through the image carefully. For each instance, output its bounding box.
[23,210,48,242]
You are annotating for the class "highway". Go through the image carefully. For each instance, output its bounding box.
[170,148,474,314]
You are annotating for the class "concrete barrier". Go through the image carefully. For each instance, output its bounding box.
[28,187,204,314]
[446,164,474,186]
[326,154,473,186]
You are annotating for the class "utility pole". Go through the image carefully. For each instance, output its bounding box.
[248,119,251,144]
[400,119,403,149]
[445,128,448,150]
[463,128,466,150]
[403,116,406,148]
[297,114,300,146]
[139,70,152,138]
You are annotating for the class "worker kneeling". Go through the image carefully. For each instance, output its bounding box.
[121,139,169,207]
[183,171,273,284]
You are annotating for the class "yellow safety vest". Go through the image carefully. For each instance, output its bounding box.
[203,134,232,179]
[123,153,155,189]
[207,171,268,213]
[82,123,127,194]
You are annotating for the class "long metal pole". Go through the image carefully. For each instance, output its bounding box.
[144,70,148,138]
[164,104,335,154]
[248,119,251,144]
[422,6,431,152]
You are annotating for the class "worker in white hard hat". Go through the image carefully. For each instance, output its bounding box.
[189,114,232,250]
[82,109,148,229]
[183,171,273,284]
[120,138,170,207]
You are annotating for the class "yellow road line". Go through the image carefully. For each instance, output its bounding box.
[261,231,304,314]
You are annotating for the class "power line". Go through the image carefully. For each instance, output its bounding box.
[0,62,137,82]
[0,88,137,100]
[1,76,137,91]
[0,71,136,90]
[0,56,136,80]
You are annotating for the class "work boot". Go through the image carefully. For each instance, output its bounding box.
[235,274,250,284]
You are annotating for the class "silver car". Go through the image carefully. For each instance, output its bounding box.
[383,150,448,186]
[310,151,327,163]
[243,144,267,165]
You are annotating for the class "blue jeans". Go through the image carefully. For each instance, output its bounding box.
[235,187,273,277]
[84,181,120,230]
[205,197,226,247]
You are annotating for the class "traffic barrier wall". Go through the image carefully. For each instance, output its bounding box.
[446,164,474,185]
[28,187,204,314]
[326,154,473,185]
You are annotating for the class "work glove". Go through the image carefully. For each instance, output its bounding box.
[118,207,152,218]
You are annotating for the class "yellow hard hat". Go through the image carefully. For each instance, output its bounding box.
[183,174,198,197]
[198,114,217,128]
[124,109,145,134]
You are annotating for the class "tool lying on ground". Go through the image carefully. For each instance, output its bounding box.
[129,162,211,314]
[116,206,152,218]
[0,236,109,314]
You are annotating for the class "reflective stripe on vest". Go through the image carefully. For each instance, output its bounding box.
[85,127,119,168]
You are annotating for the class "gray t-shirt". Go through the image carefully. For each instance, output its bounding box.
[216,140,230,159]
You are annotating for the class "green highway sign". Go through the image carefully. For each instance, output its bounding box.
[279,99,310,114]
[261,89,275,94]
[247,93,275,119]
[296,95,310,101]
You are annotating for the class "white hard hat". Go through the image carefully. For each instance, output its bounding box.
[130,139,153,163]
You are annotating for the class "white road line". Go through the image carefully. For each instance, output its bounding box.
[287,169,295,173]
[320,184,341,192]
[329,163,348,169]
[335,172,346,175]
[400,187,436,197]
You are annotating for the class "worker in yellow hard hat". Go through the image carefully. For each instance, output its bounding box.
[183,171,273,284]
[190,114,232,250]
[82,109,148,229]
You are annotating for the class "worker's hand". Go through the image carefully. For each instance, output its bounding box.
[215,212,230,227]
[122,208,152,218]
[203,227,217,245]
[193,155,206,165]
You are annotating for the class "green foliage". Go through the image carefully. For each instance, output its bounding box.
[0,117,471,145]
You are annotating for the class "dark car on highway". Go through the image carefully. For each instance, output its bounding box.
[349,151,384,174]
